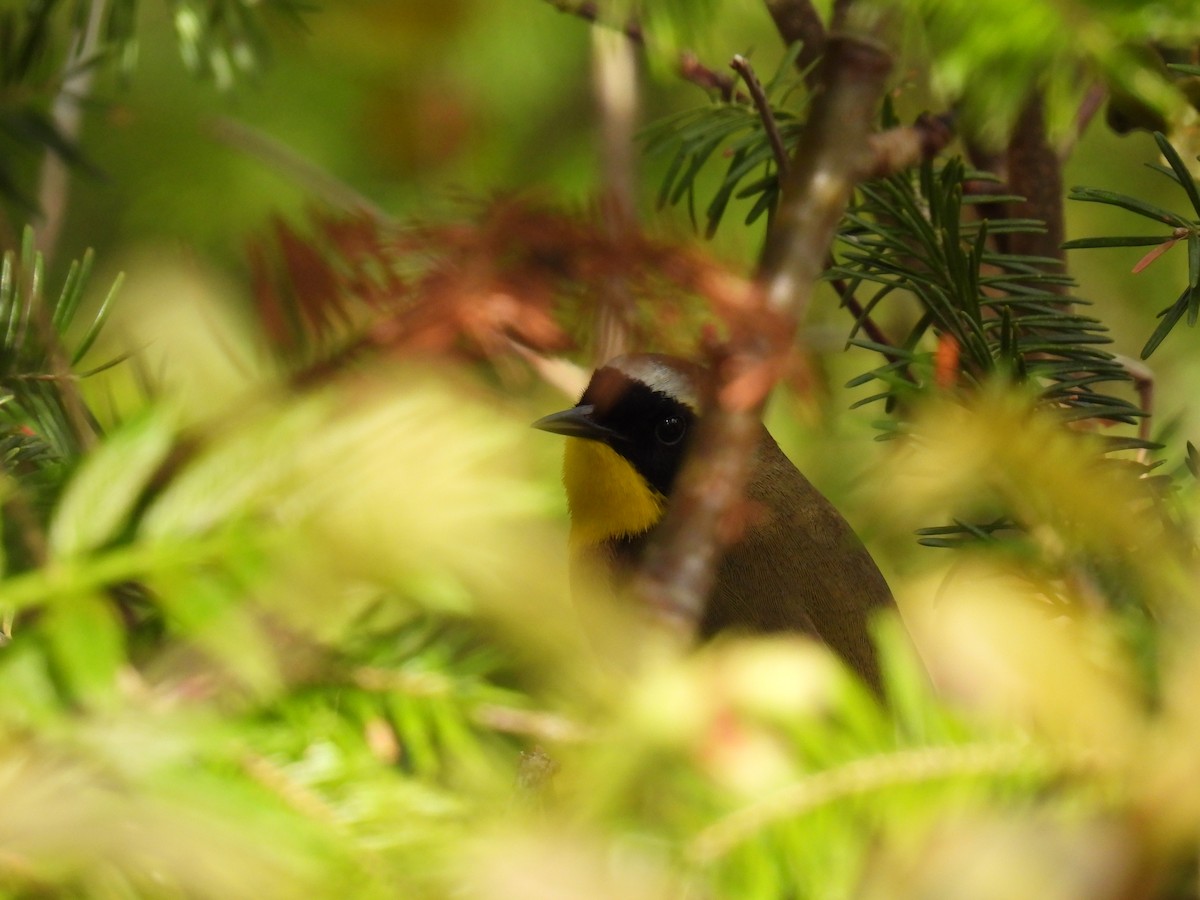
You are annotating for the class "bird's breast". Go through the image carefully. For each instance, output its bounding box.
[563,438,665,550]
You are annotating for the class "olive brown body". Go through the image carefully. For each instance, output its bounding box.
[534,353,894,691]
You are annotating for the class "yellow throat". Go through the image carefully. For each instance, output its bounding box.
[563,437,665,549]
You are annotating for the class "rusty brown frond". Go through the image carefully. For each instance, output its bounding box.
[247,199,762,381]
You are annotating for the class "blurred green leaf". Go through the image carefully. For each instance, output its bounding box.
[41,591,124,707]
[48,409,174,558]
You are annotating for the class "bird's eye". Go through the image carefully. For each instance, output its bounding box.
[655,415,686,445]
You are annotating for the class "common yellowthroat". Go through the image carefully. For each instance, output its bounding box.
[533,353,894,690]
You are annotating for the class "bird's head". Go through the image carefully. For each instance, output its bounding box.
[533,354,704,548]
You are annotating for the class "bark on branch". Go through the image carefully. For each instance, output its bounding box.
[764,0,828,87]
[633,20,896,631]
[1005,92,1065,278]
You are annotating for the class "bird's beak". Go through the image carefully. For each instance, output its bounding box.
[531,404,615,443]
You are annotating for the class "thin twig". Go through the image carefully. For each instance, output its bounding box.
[1114,354,1154,463]
[545,0,744,100]
[546,0,642,42]
[730,55,790,179]
[211,117,391,219]
[828,273,907,369]
[679,52,743,102]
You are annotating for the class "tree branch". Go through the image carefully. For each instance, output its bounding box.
[1004,93,1065,280]
[545,0,642,42]
[834,112,953,369]
[545,0,743,100]
[633,17,896,631]
[730,46,946,364]
[829,273,907,368]
[592,25,640,363]
[764,0,827,86]
[730,55,790,178]
[865,112,956,178]
[679,52,742,102]
[758,28,894,309]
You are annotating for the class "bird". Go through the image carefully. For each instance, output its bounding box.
[532,352,895,691]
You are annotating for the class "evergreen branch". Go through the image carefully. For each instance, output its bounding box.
[1067,132,1200,358]
[691,742,1060,862]
[643,58,806,235]
[829,272,907,372]
[837,159,1141,430]
[730,55,789,178]
[1154,131,1200,218]
[634,12,896,632]
[647,91,951,238]
[0,229,121,511]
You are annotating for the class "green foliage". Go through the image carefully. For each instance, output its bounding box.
[0,357,564,894]
[910,0,1194,142]
[167,0,313,89]
[0,0,310,214]
[4,1,1200,897]
[0,228,118,450]
[555,0,728,60]
[1067,132,1200,358]
[0,0,95,211]
[836,159,1142,435]
[644,45,808,235]
[0,228,120,572]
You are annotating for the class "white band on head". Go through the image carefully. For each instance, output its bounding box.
[603,354,703,411]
